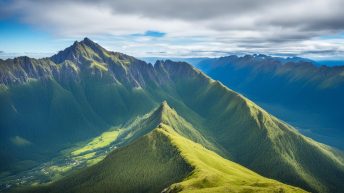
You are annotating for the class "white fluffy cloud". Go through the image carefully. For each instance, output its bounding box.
[1,0,344,59]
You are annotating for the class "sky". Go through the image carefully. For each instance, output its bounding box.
[1,0,344,60]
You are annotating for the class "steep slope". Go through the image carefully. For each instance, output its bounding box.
[13,103,307,193]
[15,128,192,193]
[0,38,158,173]
[155,60,344,193]
[160,125,307,193]
[195,54,344,149]
[0,39,343,193]
[116,101,220,154]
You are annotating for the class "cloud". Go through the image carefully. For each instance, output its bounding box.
[0,50,53,59]
[1,0,344,59]
[4,0,344,37]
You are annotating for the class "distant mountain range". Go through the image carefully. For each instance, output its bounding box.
[189,54,344,150]
[0,38,343,193]
[316,60,344,66]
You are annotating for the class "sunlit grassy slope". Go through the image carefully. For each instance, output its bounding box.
[15,102,307,193]
[160,125,307,193]
[71,127,120,156]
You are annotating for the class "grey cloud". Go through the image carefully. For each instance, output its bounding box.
[190,50,253,56]
[4,0,344,32]
[236,44,270,49]
[78,0,276,20]
[0,51,53,59]
[305,18,344,32]
[270,53,298,57]
[262,33,319,43]
[300,49,343,55]
[1,0,344,59]
[84,0,344,34]
[145,51,166,54]
[213,32,314,45]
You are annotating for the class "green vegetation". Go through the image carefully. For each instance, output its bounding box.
[47,165,74,174]
[196,55,344,150]
[160,125,307,193]
[89,61,108,72]
[157,62,344,193]
[116,101,220,154]
[71,128,120,156]
[14,103,307,193]
[17,128,192,193]
[1,39,344,193]
[40,128,121,182]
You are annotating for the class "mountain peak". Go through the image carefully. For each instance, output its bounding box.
[159,100,172,112]
[82,37,93,42]
[116,100,218,154]
[79,37,99,47]
[51,38,107,64]
[68,37,97,48]
[155,101,178,124]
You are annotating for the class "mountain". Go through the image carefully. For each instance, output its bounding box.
[0,38,344,193]
[140,57,208,67]
[115,101,219,153]
[195,54,344,149]
[13,102,307,193]
[316,60,344,67]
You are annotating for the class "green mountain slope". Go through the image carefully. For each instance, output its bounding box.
[0,38,343,193]
[16,129,192,193]
[116,101,220,154]
[0,39,158,173]
[194,55,344,149]
[13,102,307,193]
[155,60,344,193]
[161,125,306,193]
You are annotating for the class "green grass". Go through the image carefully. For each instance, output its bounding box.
[74,152,97,160]
[47,165,74,174]
[159,125,307,193]
[85,155,106,166]
[89,61,108,72]
[17,128,192,193]
[41,127,121,181]
[71,128,120,156]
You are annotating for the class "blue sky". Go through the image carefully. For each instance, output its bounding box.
[1,0,344,60]
[0,18,169,58]
[1,19,59,56]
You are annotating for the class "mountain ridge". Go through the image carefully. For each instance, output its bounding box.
[0,38,343,193]
[12,101,308,193]
[194,55,344,149]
